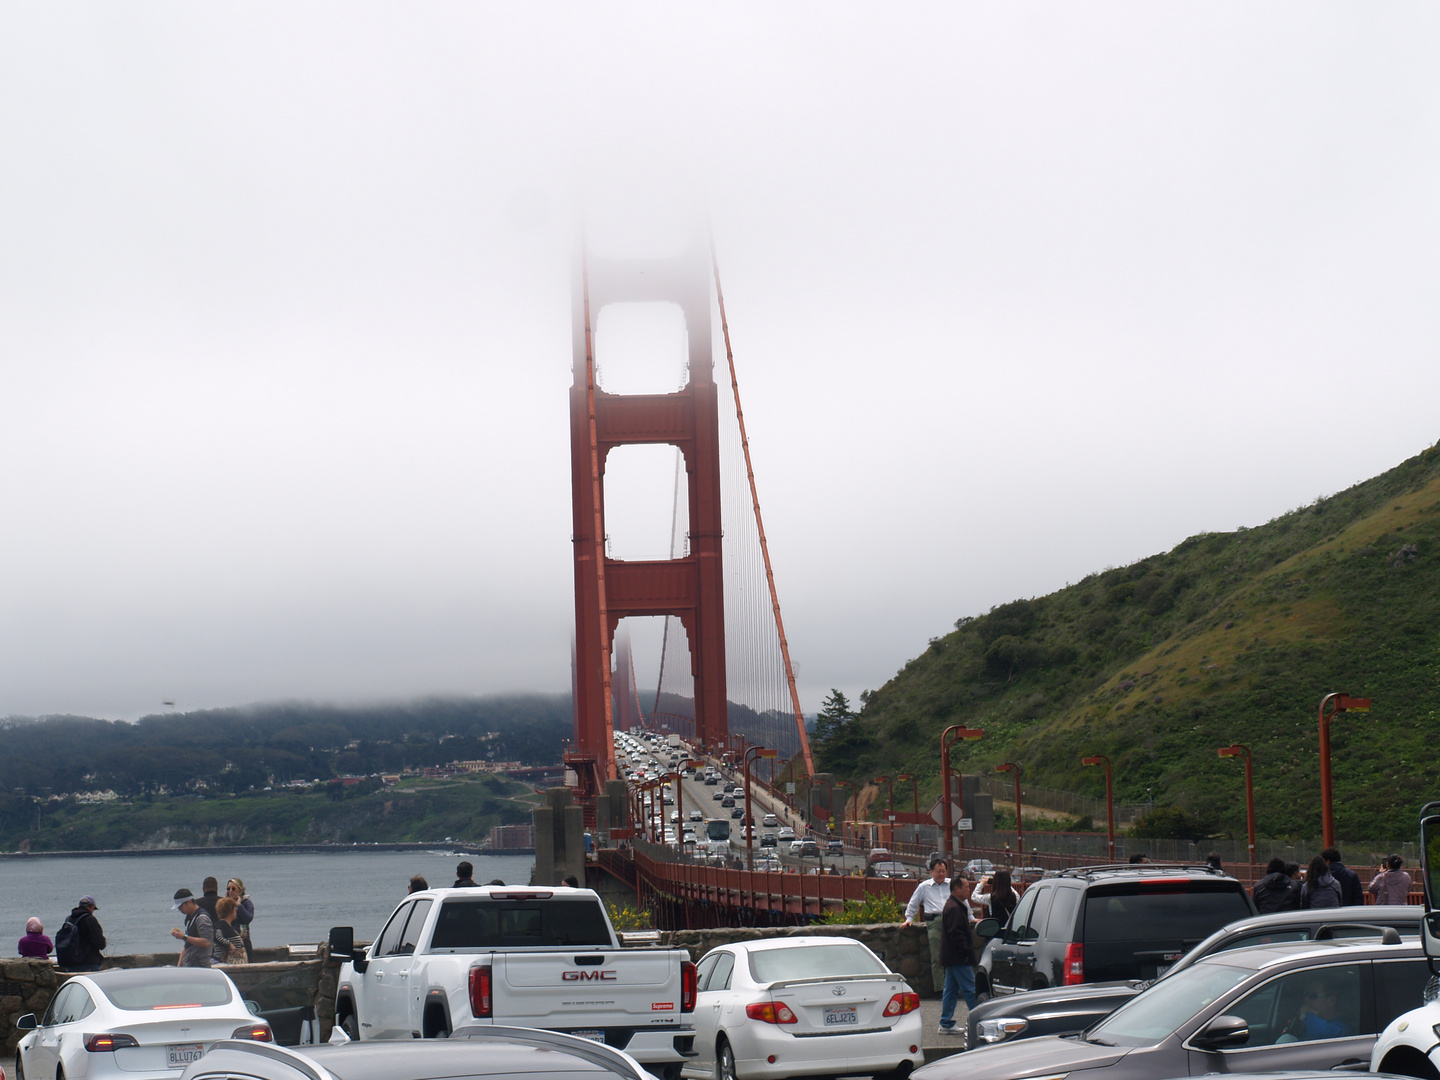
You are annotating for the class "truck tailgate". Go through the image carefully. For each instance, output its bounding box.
[498,951,683,1027]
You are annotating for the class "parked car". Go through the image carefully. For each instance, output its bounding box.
[916,935,1430,1080]
[181,1025,650,1080]
[686,937,923,1080]
[16,967,272,1080]
[968,904,1424,1047]
[977,863,1256,998]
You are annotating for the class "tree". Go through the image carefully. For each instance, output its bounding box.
[813,690,855,743]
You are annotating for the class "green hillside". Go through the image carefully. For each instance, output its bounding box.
[813,440,1440,843]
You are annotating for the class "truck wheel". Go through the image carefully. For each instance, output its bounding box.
[715,1037,738,1080]
[342,1013,360,1041]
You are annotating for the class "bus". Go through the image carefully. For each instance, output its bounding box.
[705,818,731,856]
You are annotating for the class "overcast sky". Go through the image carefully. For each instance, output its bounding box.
[2,4,1437,721]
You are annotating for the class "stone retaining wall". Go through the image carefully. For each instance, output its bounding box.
[664,923,939,995]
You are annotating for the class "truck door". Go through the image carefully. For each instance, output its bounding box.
[364,901,417,1038]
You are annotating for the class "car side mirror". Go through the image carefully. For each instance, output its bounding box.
[16,1013,37,1031]
[1193,1014,1250,1049]
[975,917,1001,940]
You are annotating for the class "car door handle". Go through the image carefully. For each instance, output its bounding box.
[399,972,408,980]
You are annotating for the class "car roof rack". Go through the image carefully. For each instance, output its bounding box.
[1052,863,1232,880]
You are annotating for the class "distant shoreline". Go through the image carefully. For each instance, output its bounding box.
[0,843,534,860]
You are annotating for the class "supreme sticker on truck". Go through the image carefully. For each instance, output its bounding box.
[651,1002,674,1010]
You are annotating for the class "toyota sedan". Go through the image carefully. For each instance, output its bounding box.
[685,937,922,1080]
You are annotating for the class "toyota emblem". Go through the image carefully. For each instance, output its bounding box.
[831,986,846,997]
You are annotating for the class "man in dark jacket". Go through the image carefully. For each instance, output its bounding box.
[938,876,977,1036]
[197,877,222,920]
[453,861,478,888]
[1253,857,1300,912]
[1323,848,1365,907]
[59,895,107,971]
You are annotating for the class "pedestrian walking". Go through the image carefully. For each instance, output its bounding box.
[171,888,216,967]
[902,857,951,994]
[938,876,978,1037]
[55,895,106,971]
[1369,856,1413,905]
[18,917,52,959]
[227,878,255,960]
[1322,847,1365,906]
[1253,857,1300,912]
[1300,854,1343,909]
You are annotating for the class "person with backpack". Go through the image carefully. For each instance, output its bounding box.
[55,895,106,971]
[1253,856,1301,912]
[1300,854,1344,909]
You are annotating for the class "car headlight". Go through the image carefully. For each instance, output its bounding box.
[975,1017,1029,1044]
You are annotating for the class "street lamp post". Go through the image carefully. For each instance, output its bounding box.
[940,726,985,864]
[996,762,1023,855]
[834,781,849,846]
[873,775,893,848]
[1218,744,1255,870]
[1081,755,1114,861]
[1318,692,1371,849]
[745,746,778,870]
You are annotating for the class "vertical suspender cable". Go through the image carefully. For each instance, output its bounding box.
[710,247,816,778]
[582,247,617,780]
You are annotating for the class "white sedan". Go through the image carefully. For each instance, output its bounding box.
[684,937,922,1080]
[16,967,272,1080]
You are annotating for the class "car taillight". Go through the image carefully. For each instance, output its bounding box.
[1062,943,1084,985]
[470,964,493,1017]
[883,992,919,1016]
[745,1000,798,1024]
[230,1023,273,1041]
[681,961,697,1012]
[83,1034,139,1052]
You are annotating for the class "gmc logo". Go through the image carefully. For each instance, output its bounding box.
[562,970,617,981]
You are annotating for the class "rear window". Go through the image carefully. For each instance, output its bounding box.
[748,943,888,983]
[97,971,234,1010]
[431,899,612,949]
[1083,884,1252,944]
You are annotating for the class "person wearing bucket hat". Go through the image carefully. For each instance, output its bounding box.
[170,888,214,967]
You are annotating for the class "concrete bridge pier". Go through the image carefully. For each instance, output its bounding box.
[533,787,586,886]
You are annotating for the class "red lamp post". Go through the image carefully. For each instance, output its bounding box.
[896,773,918,849]
[996,762,1023,855]
[1217,744,1255,870]
[940,726,985,864]
[1318,693,1371,849]
[1081,755,1114,861]
[834,781,850,843]
[745,746,778,870]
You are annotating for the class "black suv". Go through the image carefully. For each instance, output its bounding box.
[977,863,1255,998]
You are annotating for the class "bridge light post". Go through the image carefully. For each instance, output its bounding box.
[1318,692,1371,849]
[940,726,985,865]
[833,780,850,846]
[996,763,1023,855]
[745,746,778,871]
[1081,755,1114,861]
[1217,745,1255,871]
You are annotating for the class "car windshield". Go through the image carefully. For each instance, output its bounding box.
[97,970,234,1010]
[748,943,888,984]
[1087,963,1251,1047]
[431,899,612,948]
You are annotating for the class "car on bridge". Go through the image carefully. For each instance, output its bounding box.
[762,813,779,828]
[777,827,796,842]
[730,807,745,819]
[688,809,703,822]
[759,834,778,848]
[826,839,844,855]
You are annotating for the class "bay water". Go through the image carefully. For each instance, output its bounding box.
[0,850,535,957]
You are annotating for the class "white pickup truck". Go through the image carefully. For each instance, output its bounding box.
[328,885,698,1079]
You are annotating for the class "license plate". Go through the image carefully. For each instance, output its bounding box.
[167,1043,206,1067]
[824,1007,858,1026]
[571,1030,606,1044]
